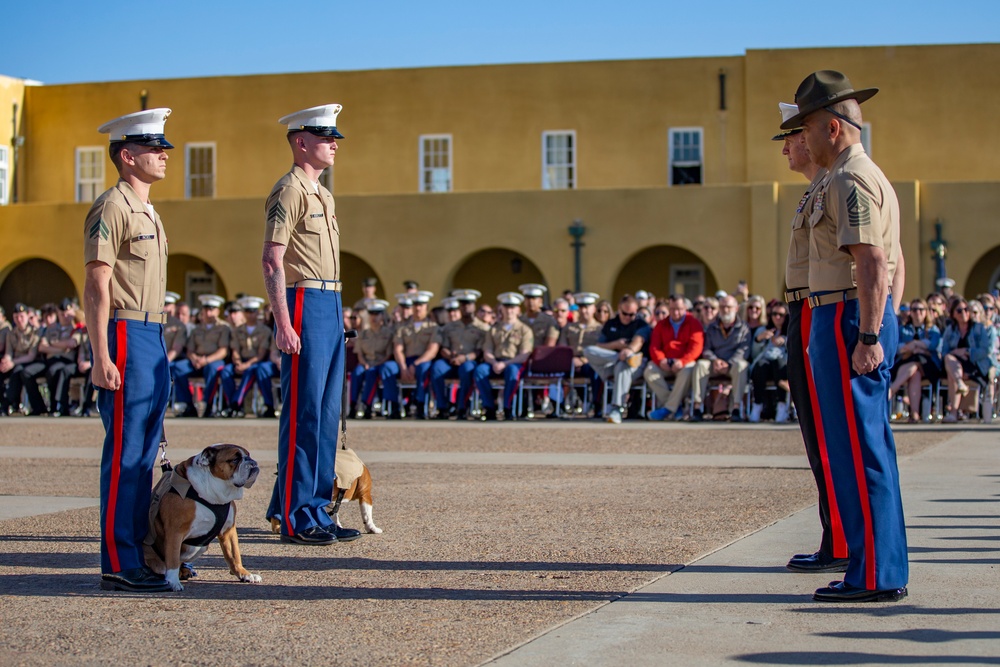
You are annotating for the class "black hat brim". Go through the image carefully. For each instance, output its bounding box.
[113,134,174,149]
[771,128,803,141]
[779,87,878,130]
[295,126,345,139]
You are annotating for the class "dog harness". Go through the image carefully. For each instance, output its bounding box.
[145,470,232,549]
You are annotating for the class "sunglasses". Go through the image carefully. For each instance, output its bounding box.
[619,311,637,318]
[910,306,926,311]
[747,304,761,310]
[955,308,969,313]
[772,312,786,317]
[655,310,669,317]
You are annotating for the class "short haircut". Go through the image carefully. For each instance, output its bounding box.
[109,142,130,172]
[827,99,863,128]
[619,295,637,308]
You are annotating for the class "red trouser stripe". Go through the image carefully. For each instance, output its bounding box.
[237,374,256,406]
[283,288,305,535]
[802,302,848,558]
[833,302,877,588]
[105,320,128,572]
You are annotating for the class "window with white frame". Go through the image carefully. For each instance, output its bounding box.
[542,131,575,190]
[0,146,8,205]
[861,122,872,156]
[185,142,215,198]
[75,147,104,203]
[319,167,333,192]
[419,134,451,193]
[668,127,703,185]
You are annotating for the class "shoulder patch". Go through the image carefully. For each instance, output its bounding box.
[88,217,110,245]
[846,187,871,228]
[267,200,287,227]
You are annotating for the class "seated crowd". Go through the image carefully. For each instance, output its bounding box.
[2,278,996,423]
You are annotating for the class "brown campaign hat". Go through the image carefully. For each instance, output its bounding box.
[780,70,878,130]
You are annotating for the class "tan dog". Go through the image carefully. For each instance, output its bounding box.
[269,447,381,535]
[144,444,261,591]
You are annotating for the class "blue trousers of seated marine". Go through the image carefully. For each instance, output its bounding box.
[430,359,478,409]
[266,287,343,536]
[360,364,390,406]
[221,360,278,408]
[808,294,907,591]
[380,356,432,403]
[473,362,523,410]
[98,318,169,574]
[350,364,366,406]
[171,358,225,407]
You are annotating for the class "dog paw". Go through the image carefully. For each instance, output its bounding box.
[238,572,262,584]
[366,524,383,534]
[269,518,281,534]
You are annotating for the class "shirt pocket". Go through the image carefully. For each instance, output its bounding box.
[791,212,806,230]
[128,234,156,286]
[301,209,327,234]
[808,209,824,228]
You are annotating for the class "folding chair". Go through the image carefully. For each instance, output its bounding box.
[518,346,575,418]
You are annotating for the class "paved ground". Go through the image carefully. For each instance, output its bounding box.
[0,417,993,666]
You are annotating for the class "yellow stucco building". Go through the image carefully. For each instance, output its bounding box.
[1,43,998,313]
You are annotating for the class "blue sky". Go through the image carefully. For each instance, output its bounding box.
[3,0,997,84]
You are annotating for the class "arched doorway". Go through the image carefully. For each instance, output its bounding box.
[341,252,383,309]
[613,245,718,303]
[450,248,546,305]
[168,254,228,306]
[967,246,1000,297]
[0,258,77,315]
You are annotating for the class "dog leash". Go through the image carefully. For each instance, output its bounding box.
[159,379,174,472]
[328,327,358,520]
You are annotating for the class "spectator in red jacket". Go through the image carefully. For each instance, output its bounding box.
[643,295,705,420]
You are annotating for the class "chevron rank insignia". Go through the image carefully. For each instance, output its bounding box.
[88,217,110,245]
[846,187,871,228]
[267,201,287,227]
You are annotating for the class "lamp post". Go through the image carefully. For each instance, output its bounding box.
[568,219,586,293]
[930,220,948,286]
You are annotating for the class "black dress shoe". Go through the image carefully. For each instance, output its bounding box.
[691,409,704,422]
[787,551,850,573]
[280,526,337,545]
[813,581,908,603]
[482,408,498,421]
[330,526,362,542]
[177,404,199,418]
[100,567,172,592]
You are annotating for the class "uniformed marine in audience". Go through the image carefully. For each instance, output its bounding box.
[162,292,188,363]
[354,299,395,419]
[382,290,439,418]
[221,296,273,418]
[2,303,46,415]
[172,294,231,417]
[431,293,489,420]
[0,306,11,414]
[40,298,81,416]
[474,292,534,420]
[352,277,379,330]
[519,283,560,346]
[391,293,414,333]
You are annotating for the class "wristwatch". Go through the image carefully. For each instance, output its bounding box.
[859,331,880,346]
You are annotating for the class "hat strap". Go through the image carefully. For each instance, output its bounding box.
[824,105,863,132]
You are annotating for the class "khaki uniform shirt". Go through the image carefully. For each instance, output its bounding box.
[807,145,900,292]
[42,323,76,362]
[232,323,272,363]
[437,319,489,357]
[785,168,828,290]
[164,316,187,353]
[263,165,340,284]
[394,319,439,358]
[357,326,394,365]
[187,323,231,357]
[84,180,168,313]
[558,320,603,357]
[0,326,8,358]
[521,312,559,345]
[485,320,534,360]
[7,326,41,359]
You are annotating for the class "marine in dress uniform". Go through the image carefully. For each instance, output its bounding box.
[262,104,360,546]
[382,290,440,418]
[83,108,173,592]
[774,102,848,575]
[519,283,560,346]
[171,294,230,417]
[781,71,907,603]
[0,306,12,414]
[431,293,489,419]
[354,299,394,418]
[221,296,274,417]
[2,303,46,415]
[474,292,534,420]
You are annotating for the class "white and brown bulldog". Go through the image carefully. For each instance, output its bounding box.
[144,444,261,591]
